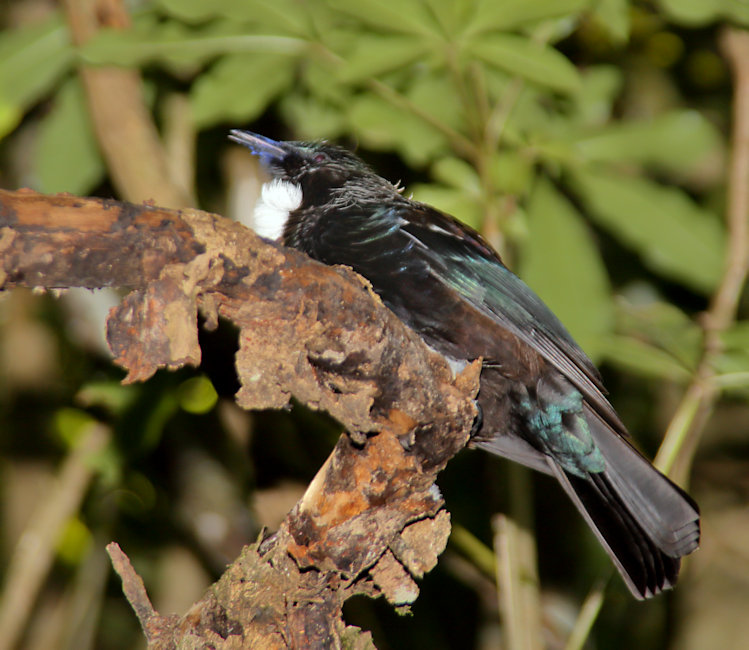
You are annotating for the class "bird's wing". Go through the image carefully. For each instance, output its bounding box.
[395,206,627,434]
[313,202,624,433]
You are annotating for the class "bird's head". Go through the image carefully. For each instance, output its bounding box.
[229,130,393,241]
[229,130,373,196]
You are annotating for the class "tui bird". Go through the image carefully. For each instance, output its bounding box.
[229,130,700,599]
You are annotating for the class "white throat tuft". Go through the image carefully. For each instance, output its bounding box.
[252,178,303,240]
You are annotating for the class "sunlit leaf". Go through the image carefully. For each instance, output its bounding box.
[592,0,631,42]
[0,13,72,136]
[81,18,308,69]
[571,169,725,293]
[572,66,623,126]
[464,0,590,34]
[614,296,702,370]
[407,73,464,132]
[574,110,722,174]
[191,53,294,126]
[470,34,581,93]
[431,158,481,194]
[279,94,347,140]
[156,0,312,34]
[337,35,429,82]
[409,184,482,230]
[601,336,692,381]
[178,376,218,414]
[520,178,613,360]
[488,151,534,196]
[35,78,104,195]
[54,408,97,449]
[57,517,93,566]
[348,95,449,165]
[327,0,436,35]
[657,0,749,26]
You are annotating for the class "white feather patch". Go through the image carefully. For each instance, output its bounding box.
[252,179,302,240]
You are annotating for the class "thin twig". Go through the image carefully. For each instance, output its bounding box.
[106,543,156,633]
[655,26,749,482]
[565,24,749,650]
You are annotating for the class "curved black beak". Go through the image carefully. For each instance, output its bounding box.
[228,130,287,165]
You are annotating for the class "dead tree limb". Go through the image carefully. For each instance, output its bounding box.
[0,188,479,649]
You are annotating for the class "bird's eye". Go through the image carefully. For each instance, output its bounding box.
[313,152,327,163]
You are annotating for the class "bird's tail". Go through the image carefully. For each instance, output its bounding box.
[547,408,700,599]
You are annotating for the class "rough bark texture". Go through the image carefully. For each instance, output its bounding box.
[0,189,480,649]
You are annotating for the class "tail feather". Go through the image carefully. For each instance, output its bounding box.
[551,462,682,598]
[586,409,700,558]
[546,410,699,598]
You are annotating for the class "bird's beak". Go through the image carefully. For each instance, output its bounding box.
[228,130,287,165]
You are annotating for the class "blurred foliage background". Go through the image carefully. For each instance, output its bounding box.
[1,0,749,648]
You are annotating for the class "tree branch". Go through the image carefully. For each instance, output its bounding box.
[0,188,479,648]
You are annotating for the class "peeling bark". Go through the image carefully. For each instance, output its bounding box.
[0,189,480,648]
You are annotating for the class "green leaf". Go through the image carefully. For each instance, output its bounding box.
[571,169,725,294]
[327,0,436,36]
[54,408,97,449]
[157,0,313,35]
[191,53,294,126]
[464,0,590,34]
[601,336,692,381]
[657,0,749,26]
[410,185,482,230]
[431,158,481,194]
[574,110,723,174]
[488,151,534,196]
[35,78,104,195]
[407,73,464,132]
[279,94,347,140]
[178,376,218,414]
[592,0,631,43]
[469,34,581,93]
[348,95,449,165]
[720,321,749,350]
[337,35,429,82]
[614,294,702,370]
[57,517,93,566]
[81,18,308,69]
[572,66,623,127]
[0,13,73,136]
[519,178,613,360]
